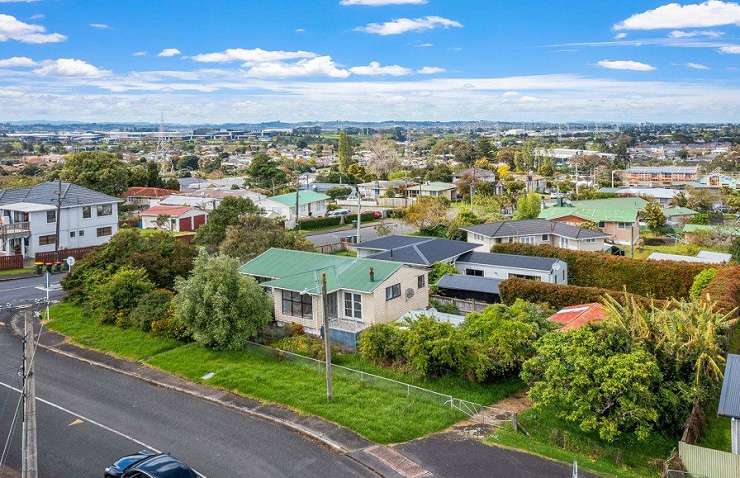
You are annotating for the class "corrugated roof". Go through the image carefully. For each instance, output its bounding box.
[239,248,401,294]
[437,274,501,294]
[461,219,608,240]
[125,187,178,198]
[140,205,193,217]
[268,190,329,207]
[548,303,606,330]
[662,206,697,217]
[539,197,645,223]
[0,181,122,208]
[683,224,740,235]
[360,236,478,266]
[718,354,740,418]
[357,235,432,250]
[647,251,731,264]
[457,251,562,272]
[407,181,456,191]
[626,166,698,174]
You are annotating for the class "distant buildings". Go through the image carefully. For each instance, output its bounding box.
[624,166,699,186]
[406,181,456,201]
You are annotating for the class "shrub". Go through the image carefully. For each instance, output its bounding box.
[492,243,705,299]
[298,211,378,230]
[358,323,408,366]
[87,267,154,325]
[703,266,740,316]
[150,317,190,340]
[403,315,470,378]
[689,268,718,300]
[499,278,660,310]
[129,289,175,332]
[271,335,338,359]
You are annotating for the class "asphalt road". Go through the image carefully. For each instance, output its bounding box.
[0,274,65,311]
[305,219,414,247]
[0,317,373,478]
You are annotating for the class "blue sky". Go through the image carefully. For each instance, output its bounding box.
[0,0,738,123]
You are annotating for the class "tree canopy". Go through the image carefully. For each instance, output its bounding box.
[195,196,260,252]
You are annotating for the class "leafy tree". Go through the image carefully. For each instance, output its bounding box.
[219,215,313,261]
[641,202,666,232]
[175,155,200,171]
[87,267,154,325]
[689,268,718,300]
[538,157,555,177]
[403,196,449,232]
[403,315,469,378]
[337,130,355,173]
[358,323,407,366]
[513,192,541,220]
[429,261,457,285]
[247,152,286,188]
[173,252,273,350]
[129,289,175,332]
[51,151,130,196]
[326,186,352,200]
[195,196,260,252]
[425,163,452,182]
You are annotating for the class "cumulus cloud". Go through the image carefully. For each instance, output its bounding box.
[89,23,110,29]
[597,59,656,71]
[0,56,36,68]
[719,45,740,53]
[356,16,462,35]
[157,48,181,57]
[34,58,109,77]
[191,48,316,64]
[0,13,66,43]
[349,61,411,76]
[341,0,427,5]
[244,56,350,78]
[417,66,445,74]
[685,62,710,69]
[615,1,740,30]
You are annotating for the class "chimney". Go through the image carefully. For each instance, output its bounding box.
[369,267,375,282]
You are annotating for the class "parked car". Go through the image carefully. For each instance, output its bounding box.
[328,208,351,217]
[105,451,196,478]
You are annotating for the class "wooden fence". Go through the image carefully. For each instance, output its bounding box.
[0,254,24,271]
[679,441,740,478]
[35,246,98,263]
[431,295,490,313]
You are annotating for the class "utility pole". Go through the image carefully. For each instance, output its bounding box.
[356,186,361,244]
[470,167,476,205]
[54,178,62,262]
[21,307,38,478]
[320,273,333,402]
[294,175,300,231]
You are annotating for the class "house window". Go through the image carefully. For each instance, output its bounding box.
[417,274,426,289]
[494,238,502,244]
[46,210,56,223]
[344,292,362,320]
[559,237,569,248]
[598,222,605,227]
[96,204,113,216]
[465,268,484,277]
[386,283,401,301]
[96,226,112,237]
[541,234,548,241]
[82,206,91,219]
[38,234,56,246]
[281,290,312,319]
[79,230,85,237]
[509,273,541,281]
[69,231,75,238]
[617,222,631,229]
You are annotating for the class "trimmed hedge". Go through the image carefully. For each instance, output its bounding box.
[492,243,706,299]
[298,212,378,230]
[703,266,740,316]
[499,278,661,310]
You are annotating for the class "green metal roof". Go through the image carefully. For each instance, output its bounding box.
[539,197,645,223]
[268,190,329,207]
[683,224,740,235]
[662,206,698,217]
[239,248,402,294]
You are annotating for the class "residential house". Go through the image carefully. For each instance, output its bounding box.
[624,166,699,186]
[357,180,414,199]
[140,205,207,233]
[452,168,497,183]
[461,219,609,253]
[239,248,429,347]
[539,197,646,245]
[435,274,502,305]
[0,181,121,258]
[181,176,247,192]
[535,148,615,166]
[695,171,738,190]
[124,187,179,209]
[548,303,606,330]
[157,194,220,211]
[683,224,740,244]
[511,172,547,193]
[406,181,456,201]
[718,353,740,454]
[454,251,568,284]
[600,186,680,206]
[662,206,698,226]
[352,235,478,265]
[258,190,329,228]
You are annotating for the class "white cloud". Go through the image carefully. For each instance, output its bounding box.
[669,29,723,38]
[0,13,66,43]
[34,58,109,77]
[29,14,44,20]
[597,59,656,71]
[89,23,110,30]
[132,51,147,57]
[295,28,305,33]
[502,91,520,97]
[0,56,36,68]
[245,56,350,78]
[341,0,427,5]
[356,16,462,35]
[685,62,710,69]
[157,48,181,57]
[415,42,434,48]
[719,45,740,53]
[417,66,445,74]
[614,32,628,39]
[191,48,316,64]
[349,61,411,76]
[615,1,740,30]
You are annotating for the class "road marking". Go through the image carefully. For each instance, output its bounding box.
[68,418,83,426]
[0,380,206,478]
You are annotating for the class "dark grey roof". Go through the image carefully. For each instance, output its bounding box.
[718,354,740,418]
[0,181,121,208]
[361,235,478,266]
[461,219,608,240]
[437,274,501,294]
[457,251,562,272]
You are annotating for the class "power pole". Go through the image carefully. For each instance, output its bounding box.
[356,186,361,244]
[320,273,333,402]
[54,178,62,262]
[21,307,38,478]
[294,175,300,231]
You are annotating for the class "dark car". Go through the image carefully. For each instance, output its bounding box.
[105,451,197,478]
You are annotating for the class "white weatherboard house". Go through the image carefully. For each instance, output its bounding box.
[454,251,568,284]
[461,219,609,253]
[0,182,121,258]
[257,190,329,229]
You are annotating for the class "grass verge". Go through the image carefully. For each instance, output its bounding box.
[46,302,523,443]
[488,407,675,478]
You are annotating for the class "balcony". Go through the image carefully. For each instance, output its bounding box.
[0,222,30,236]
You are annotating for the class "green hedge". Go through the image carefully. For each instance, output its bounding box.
[499,278,661,310]
[298,212,378,230]
[703,266,740,316]
[492,243,706,299]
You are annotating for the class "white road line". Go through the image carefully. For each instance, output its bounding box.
[0,380,206,478]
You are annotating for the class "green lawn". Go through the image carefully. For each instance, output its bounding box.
[45,302,531,443]
[631,242,729,260]
[489,407,676,478]
[0,267,34,277]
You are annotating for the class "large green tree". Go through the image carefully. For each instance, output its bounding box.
[219,214,314,261]
[52,151,130,196]
[195,196,260,252]
[513,192,541,220]
[337,130,355,174]
[641,202,666,232]
[247,152,286,188]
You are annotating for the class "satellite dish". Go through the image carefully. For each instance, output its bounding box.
[405,288,415,300]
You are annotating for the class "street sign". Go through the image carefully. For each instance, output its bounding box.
[65,256,75,268]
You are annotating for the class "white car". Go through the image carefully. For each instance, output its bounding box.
[328,209,351,217]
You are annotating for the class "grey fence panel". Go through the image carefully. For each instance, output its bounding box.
[679,442,740,478]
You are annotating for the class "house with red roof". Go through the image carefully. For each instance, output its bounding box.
[140,205,207,232]
[124,187,179,209]
[548,303,606,330]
